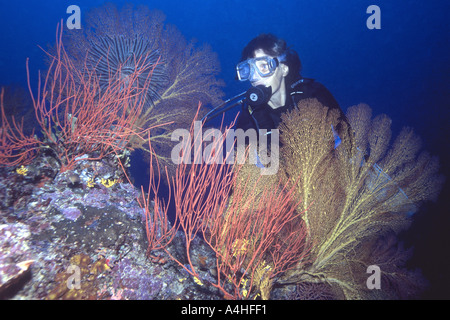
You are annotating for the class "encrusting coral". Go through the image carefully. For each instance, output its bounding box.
[273,98,444,299]
[45,253,110,300]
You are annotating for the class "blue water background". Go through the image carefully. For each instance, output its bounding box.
[0,0,449,298]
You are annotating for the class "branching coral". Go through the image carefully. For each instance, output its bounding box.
[1,21,160,173]
[278,99,348,250]
[0,88,41,166]
[63,3,224,173]
[277,99,444,299]
[28,25,154,172]
[204,162,310,299]
[124,109,310,300]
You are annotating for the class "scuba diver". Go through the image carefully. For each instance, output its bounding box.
[232,34,415,214]
[203,33,350,146]
[201,34,352,174]
[234,33,349,139]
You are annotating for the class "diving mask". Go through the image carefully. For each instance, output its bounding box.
[236,54,286,81]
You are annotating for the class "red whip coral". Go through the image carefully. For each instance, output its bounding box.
[1,22,158,172]
[127,107,311,299]
[63,3,224,175]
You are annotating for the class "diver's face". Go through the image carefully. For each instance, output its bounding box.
[250,49,288,95]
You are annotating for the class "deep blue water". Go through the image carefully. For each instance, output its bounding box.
[0,0,449,299]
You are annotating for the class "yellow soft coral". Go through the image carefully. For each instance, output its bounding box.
[193,276,204,286]
[87,178,95,188]
[101,178,117,188]
[16,165,28,176]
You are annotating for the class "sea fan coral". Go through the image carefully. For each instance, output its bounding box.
[277,99,444,299]
[23,23,153,172]
[65,5,169,107]
[63,3,224,173]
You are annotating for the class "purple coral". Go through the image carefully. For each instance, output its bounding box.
[61,207,82,221]
[112,258,165,300]
[84,188,110,208]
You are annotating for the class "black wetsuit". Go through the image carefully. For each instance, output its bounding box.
[235,77,348,137]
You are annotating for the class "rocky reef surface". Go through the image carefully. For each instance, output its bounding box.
[0,152,220,300]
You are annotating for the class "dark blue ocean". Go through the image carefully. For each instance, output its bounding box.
[0,0,449,299]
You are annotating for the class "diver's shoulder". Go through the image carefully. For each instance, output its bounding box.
[290,77,332,96]
[290,77,314,89]
[290,77,340,109]
[291,77,332,89]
